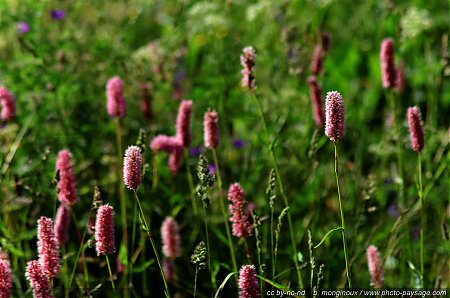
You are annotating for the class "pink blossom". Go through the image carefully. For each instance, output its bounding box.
[228,183,253,238]
[54,205,71,245]
[95,205,116,256]
[325,91,345,142]
[238,265,260,298]
[380,38,397,89]
[55,150,78,206]
[0,253,12,298]
[150,135,181,153]
[25,260,53,298]
[161,217,181,258]
[395,61,405,93]
[407,107,425,152]
[176,100,192,147]
[307,76,325,127]
[37,217,60,278]
[367,245,383,288]
[168,147,183,174]
[0,87,15,122]
[123,146,142,190]
[106,76,126,118]
[240,47,256,90]
[311,45,323,75]
[204,110,219,149]
[163,258,174,282]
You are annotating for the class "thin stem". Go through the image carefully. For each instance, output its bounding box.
[105,255,116,294]
[193,266,199,298]
[129,198,138,290]
[212,148,238,276]
[252,92,304,289]
[418,152,424,288]
[334,143,352,289]
[133,190,170,297]
[152,154,158,192]
[243,238,252,263]
[115,119,129,297]
[202,204,215,290]
[270,204,275,283]
[184,149,197,215]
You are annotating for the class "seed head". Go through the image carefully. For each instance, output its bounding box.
[176,100,193,147]
[238,265,260,298]
[123,146,143,190]
[367,245,383,288]
[325,91,345,142]
[37,217,60,278]
[204,110,220,149]
[0,87,15,122]
[55,149,78,206]
[106,76,126,118]
[161,217,181,258]
[95,205,116,256]
[380,38,397,89]
[54,204,71,245]
[25,260,53,298]
[407,107,425,152]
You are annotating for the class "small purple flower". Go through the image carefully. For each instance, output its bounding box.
[233,139,246,149]
[50,9,65,20]
[190,146,201,156]
[208,164,216,175]
[387,203,398,219]
[17,22,29,33]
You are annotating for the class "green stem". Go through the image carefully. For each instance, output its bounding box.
[133,190,170,297]
[129,198,138,290]
[184,149,197,215]
[270,204,275,283]
[105,255,116,294]
[418,152,424,288]
[115,119,129,298]
[193,266,199,298]
[152,154,158,192]
[334,143,352,289]
[252,92,304,289]
[212,148,238,276]
[202,203,215,290]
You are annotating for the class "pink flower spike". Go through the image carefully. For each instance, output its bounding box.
[106,76,126,118]
[366,245,383,289]
[325,91,345,142]
[161,217,181,258]
[37,217,60,278]
[55,149,78,206]
[407,107,425,152]
[54,204,71,245]
[150,135,181,153]
[0,87,15,122]
[238,265,260,298]
[176,100,193,148]
[123,145,143,190]
[380,38,397,89]
[321,31,331,52]
[204,110,220,149]
[0,253,12,298]
[163,258,174,282]
[240,46,256,90]
[168,146,183,175]
[310,45,323,75]
[25,260,53,298]
[307,76,325,127]
[228,183,253,238]
[395,61,405,93]
[95,205,116,256]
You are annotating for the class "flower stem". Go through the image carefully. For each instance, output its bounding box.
[105,255,116,294]
[212,148,238,276]
[252,92,304,289]
[202,204,214,290]
[133,190,170,297]
[418,152,424,288]
[334,142,352,289]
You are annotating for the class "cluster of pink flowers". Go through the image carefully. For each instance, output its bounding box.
[54,205,71,245]
[407,106,425,152]
[161,217,181,258]
[366,245,383,288]
[37,217,60,278]
[228,183,253,238]
[325,91,345,142]
[307,76,325,127]
[25,260,53,298]
[204,110,219,149]
[150,99,192,174]
[380,38,397,89]
[95,205,116,256]
[0,87,15,122]
[106,76,126,118]
[240,47,256,90]
[310,45,323,75]
[238,265,260,298]
[56,150,78,206]
[123,146,143,190]
[0,253,12,298]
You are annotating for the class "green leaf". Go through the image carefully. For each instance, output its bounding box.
[133,259,155,273]
[314,227,343,249]
[214,272,237,298]
[119,243,129,267]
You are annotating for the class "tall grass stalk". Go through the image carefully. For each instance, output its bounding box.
[418,152,424,287]
[132,190,170,297]
[211,148,238,275]
[252,92,304,289]
[105,255,116,294]
[114,118,129,297]
[334,143,352,289]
